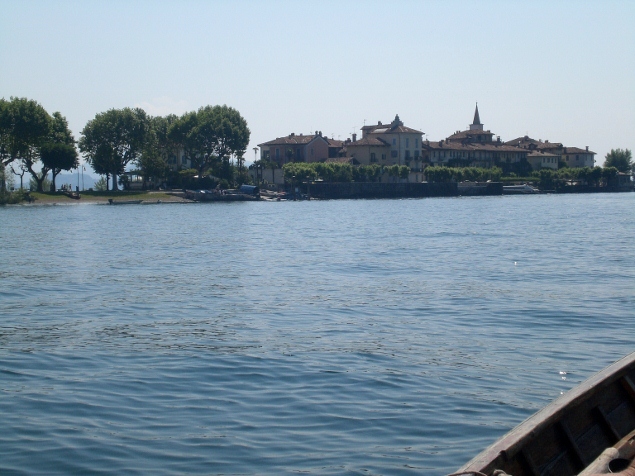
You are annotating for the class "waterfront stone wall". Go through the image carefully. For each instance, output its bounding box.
[306,182,457,199]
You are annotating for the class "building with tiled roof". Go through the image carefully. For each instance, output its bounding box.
[561,146,596,168]
[505,135,595,168]
[258,131,344,165]
[527,151,559,170]
[348,114,424,167]
[423,105,528,168]
[423,139,528,168]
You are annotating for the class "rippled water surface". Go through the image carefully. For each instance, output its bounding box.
[1,194,634,475]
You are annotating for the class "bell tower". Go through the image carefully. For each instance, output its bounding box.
[469,103,484,131]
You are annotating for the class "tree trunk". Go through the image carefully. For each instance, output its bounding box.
[51,170,58,192]
[111,171,118,191]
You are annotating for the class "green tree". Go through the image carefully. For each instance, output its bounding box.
[168,105,250,185]
[41,143,78,191]
[79,108,149,190]
[0,97,53,191]
[93,176,108,191]
[136,115,175,188]
[604,148,633,173]
[41,112,79,191]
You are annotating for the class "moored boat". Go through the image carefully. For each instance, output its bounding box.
[453,351,635,476]
[503,184,540,194]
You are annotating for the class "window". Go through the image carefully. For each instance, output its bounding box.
[382,154,386,161]
[370,152,376,162]
[275,148,280,159]
[310,148,314,156]
[392,138,396,146]
[391,150,398,158]
[405,150,411,159]
[415,138,418,147]
[406,138,409,148]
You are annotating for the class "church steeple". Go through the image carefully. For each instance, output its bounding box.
[469,103,484,131]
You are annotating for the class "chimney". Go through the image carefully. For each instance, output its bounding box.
[352,133,357,142]
[586,146,589,151]
[290,132,295,137]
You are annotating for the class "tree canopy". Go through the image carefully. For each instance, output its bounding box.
[167,105,250,183]
[41,113,79,190]
[79,108,149,190]
[604,148,633,173]
[0,97,78,192]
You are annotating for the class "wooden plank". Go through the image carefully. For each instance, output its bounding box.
[557,420,586,469]
[594,405,621,442]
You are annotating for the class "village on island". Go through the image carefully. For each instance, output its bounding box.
[172,104,633,201]
[0,99,633,204]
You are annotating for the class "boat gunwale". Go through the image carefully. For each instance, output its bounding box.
[458,351,635,474]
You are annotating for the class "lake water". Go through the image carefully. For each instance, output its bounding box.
[1,193,634,475]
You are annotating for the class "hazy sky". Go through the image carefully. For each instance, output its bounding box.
[1,0,633,169]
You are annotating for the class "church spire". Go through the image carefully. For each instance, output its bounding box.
[469,102,484,131]
[473,102,481,125]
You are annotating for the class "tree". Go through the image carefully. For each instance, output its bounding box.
[41,112,79,191]
[41,143,78,191]
[135,115,174,188]
[168,105,250,186]
[79,108,149,190]
[604,148,633,173]
[0,97,52,191]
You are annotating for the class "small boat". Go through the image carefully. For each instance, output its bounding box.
[64,191,81,200]
[503,184,539,194]
[453,351,635,476]
[107,199,143,205]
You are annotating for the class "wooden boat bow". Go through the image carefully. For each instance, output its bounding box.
[455,352,635,476]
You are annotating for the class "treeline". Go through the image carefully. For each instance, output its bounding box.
[423,165,622,189]
[535,166,618,189]
[80,104,250,190]
[0,97,250,198]
[281,162,410,183]
[424,166,503,183]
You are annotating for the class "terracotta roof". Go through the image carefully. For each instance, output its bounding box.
[536,142,563,150]
[360,115,423,135]
[373,125,423,134]
[527,151,559,157]
[258,133,327,147]
[563,147,595,155]
[446,129,494,141]
[346,137,390,147]
[424,141,526,153]
[505,136,564,150]
[326,139,345,147]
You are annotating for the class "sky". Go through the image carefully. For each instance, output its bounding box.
[1,0,634,171]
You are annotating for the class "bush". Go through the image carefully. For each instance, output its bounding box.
[0,189,30,204]
[424,166,502,183]
[94,177,108,191]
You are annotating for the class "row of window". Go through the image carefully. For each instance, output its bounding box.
[369,150,421,162]
[392,138,419,148]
